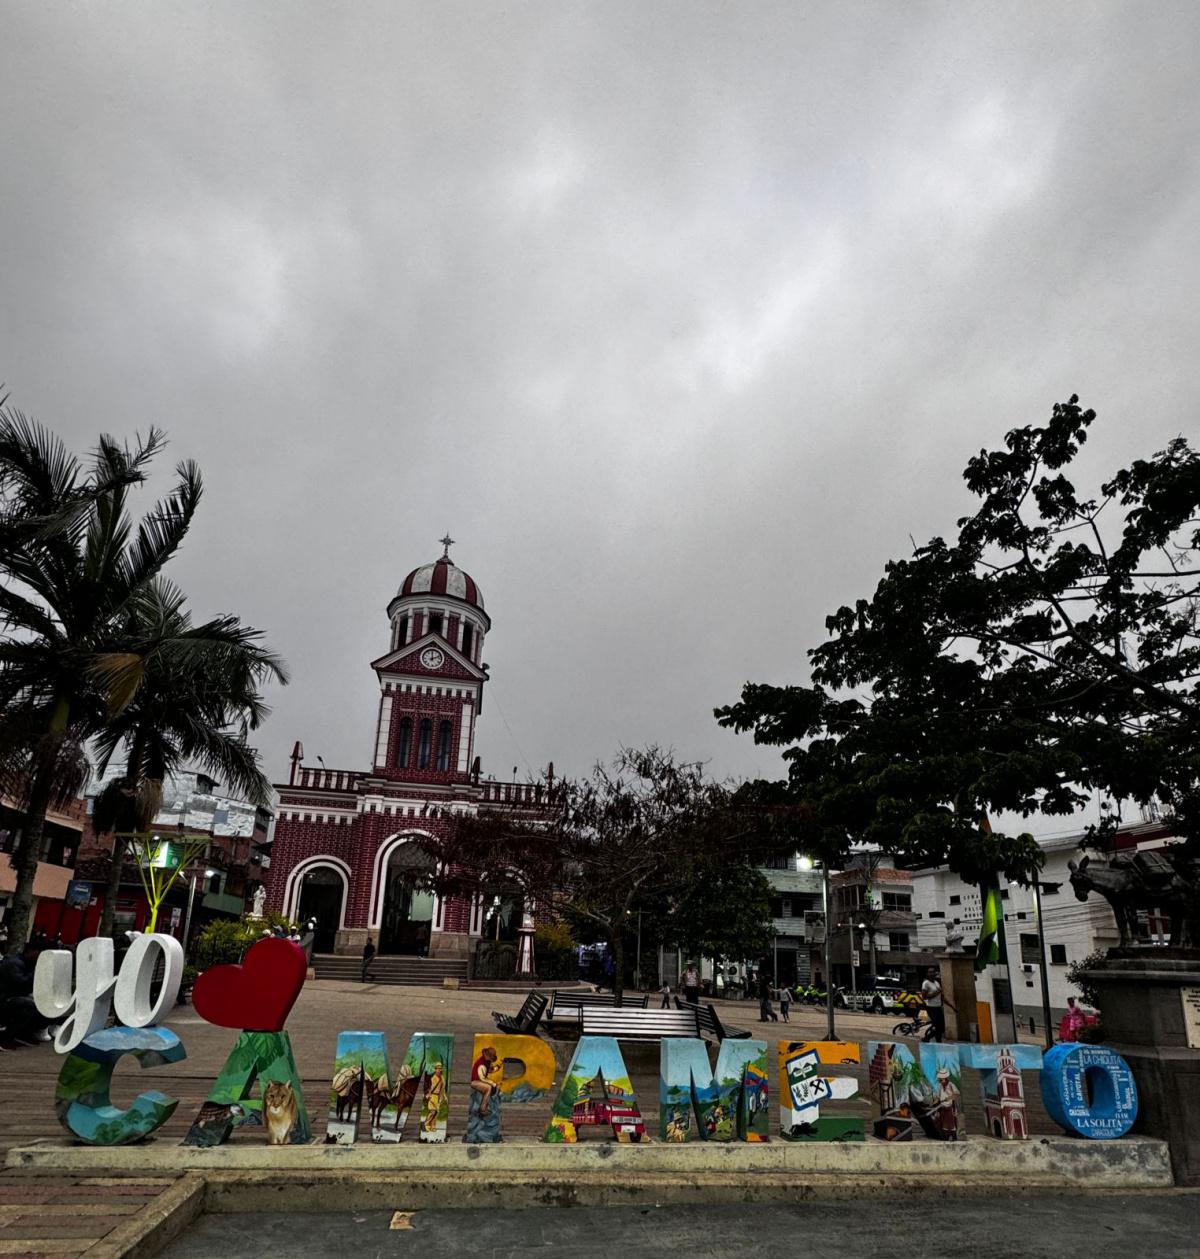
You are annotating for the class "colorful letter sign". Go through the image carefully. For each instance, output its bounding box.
[778,1041,863,1141]
[464,1033,557,1144]
[545,1036,645,1143]
[54,1025,185,1145]
[660,1037,770,1142]
[1040,1043,1139,1140]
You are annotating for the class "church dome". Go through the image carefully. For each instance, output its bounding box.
[398,554,485,612]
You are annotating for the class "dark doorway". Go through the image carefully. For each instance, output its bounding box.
[297,867,344,954]
[380,843,435,955]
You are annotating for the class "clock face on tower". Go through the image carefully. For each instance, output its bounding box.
[419,646,444,670]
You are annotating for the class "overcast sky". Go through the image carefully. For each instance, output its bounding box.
[3,2,1198,819]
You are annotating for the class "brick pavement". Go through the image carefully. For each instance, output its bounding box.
[0,1172,181,1257]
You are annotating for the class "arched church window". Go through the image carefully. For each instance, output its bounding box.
[461,623,473,659]
[396,615,409,648]
[429,612,444,638]
[437,720,453,771]
[397,717,412,769]
[417,718,432,769]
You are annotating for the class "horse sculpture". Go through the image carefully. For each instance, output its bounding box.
[1068,850,1200,948]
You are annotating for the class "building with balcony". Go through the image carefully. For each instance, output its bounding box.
[824,856,921,988]
[758,853,823,986]
[0,793,87,943]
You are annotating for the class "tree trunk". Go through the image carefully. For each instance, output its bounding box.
[611,930,625,1008]
[2,768,54,956]
[96,732,149,941]
[97,833,130,940]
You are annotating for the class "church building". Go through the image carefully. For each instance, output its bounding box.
[265,541,545,959]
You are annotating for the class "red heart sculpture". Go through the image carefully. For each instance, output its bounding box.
[192,937,307,1032]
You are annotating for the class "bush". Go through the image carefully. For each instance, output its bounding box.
[1066,949,1108,1010]
[1075,1021,1105,1043]
[191,919,259,970]
[535,921,578,981]
[190,912,299,972]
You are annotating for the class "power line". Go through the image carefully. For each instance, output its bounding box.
[486,680,535,781]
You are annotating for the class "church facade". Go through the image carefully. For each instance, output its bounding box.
[265,543,544,957]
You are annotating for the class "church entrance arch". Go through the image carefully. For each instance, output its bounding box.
[290,858,349,954]
[374,836,437,955]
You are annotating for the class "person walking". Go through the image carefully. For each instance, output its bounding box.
[779,984,791,1023]
[682,963,700,1006]
[361,936,377,983]
[660,981,672,1010]
[921,965,955,1042]
[758,971,778,1023]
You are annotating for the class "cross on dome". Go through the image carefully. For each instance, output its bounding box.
[439,533,456,560]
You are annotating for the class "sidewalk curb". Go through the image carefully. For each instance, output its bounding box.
[82,1172,204,1259]
[9,1134,1173,1187]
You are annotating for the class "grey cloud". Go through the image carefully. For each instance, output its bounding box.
[2,1,1198,819]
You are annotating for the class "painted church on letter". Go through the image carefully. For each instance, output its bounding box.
[265,540,545,958]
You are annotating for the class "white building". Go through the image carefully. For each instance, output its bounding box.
[911,821,1177,1033]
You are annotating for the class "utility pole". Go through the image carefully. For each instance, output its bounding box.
[1033,879,1054,1049]
[823,861,836,1039]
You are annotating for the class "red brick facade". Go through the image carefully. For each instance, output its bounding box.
[265,551,545,956]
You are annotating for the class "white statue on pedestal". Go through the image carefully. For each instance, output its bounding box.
[251,885,267,919]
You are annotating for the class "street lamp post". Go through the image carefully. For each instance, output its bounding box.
[822,861,835,1039]
[848,922,858,1002]
[182,866,216,953]
[800,854,837,1038]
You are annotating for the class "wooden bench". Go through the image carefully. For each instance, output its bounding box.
[581,1006,702,1041]
[491,990,548,1036]
[676,999,752,1042]
[547,990,649,1022]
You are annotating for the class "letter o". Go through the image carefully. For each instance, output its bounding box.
[1040,1043,1138,1140]
[114,933,184,1027]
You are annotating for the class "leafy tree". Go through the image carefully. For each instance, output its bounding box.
[0,409,199,952]
[650,859,774,977]
[90,577,286,938]
[426,746,753,1004]
[717,397,1199,886]
[0,400,287,953]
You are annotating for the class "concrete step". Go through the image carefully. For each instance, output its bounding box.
[312,954,469,985]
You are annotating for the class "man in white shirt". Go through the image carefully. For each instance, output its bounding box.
[921,966,956,1042]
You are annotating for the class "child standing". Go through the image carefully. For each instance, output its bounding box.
[660,981,672,1009]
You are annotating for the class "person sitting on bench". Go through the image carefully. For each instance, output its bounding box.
[0,941,56,1045]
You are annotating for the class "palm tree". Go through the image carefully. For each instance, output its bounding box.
[0,402,217,953]
[90,577,286,938]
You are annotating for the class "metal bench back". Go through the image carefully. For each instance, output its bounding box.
[581,1007,700,1039]
[549,990,648,1018]
[518,991,547,1021]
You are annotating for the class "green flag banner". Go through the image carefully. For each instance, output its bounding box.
[975,879,1003,973]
